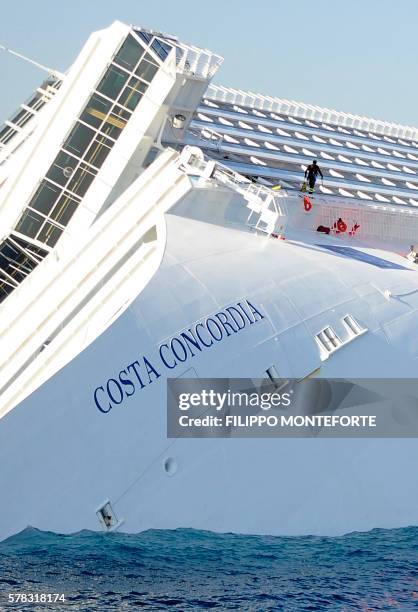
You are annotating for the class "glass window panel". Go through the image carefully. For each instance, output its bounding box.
[109,104,131,121]
[0,241,19,269]
[12,235,48,259]
[151,38,171,61]
[84,135,113,168]
[2,268,26,284]
[64,122,95,157]
[46,152,79,187]
[97,66,129,101]
[100,112,127,140]
[50,193,79,226]
[0,282,15,302]
[37,222,63,247]
[80,94,112,129]
[0,242,37,280]
[143,52,159,66]
[66,164,96,197]
[29,180,61,214]
[0,234,48,301]
[118,79,147,111]
[0,239,45,272]
[135,59,158,83]
[136,31,153,45]
[128,76,148,93]
[15,210,44,238]
[113,34,145,71]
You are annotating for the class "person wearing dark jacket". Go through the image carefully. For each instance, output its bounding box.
[305,160,323,193]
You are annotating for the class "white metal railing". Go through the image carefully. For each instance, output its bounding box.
[291,191,418,244]
[206,84,418,143]
[175,41,223,79]
[187,125,225,149]
[177,145,288,235]
[133,26,223,79]
[0,78,62,166]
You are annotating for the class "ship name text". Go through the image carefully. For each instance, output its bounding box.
[93,299,265,413]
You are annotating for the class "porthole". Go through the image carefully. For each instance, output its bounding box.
[163,457,178,476]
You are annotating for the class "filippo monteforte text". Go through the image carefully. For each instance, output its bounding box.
[93,299,264,413]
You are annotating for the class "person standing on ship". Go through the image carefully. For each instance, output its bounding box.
[305,160,323,193]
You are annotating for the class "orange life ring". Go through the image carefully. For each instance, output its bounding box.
[337,219,347,233]
[303,196,312,212]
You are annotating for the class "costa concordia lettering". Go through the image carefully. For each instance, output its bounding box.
[93,299,264,412]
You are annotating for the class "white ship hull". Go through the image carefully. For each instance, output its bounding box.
[2,20,418,543]
[1,212,418,541]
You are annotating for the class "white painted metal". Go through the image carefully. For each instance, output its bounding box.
[0,149,191,414]
[206,84,418,141]
[1,21,418,544]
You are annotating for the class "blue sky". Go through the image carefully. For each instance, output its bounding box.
[0,0,416,127]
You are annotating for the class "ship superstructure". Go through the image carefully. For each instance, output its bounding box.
[174,84,418,203]
[1,21,418,542]
[0,21,222,303]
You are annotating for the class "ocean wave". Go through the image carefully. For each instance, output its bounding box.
[0,527,417,610]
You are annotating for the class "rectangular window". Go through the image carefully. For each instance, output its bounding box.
[0,241,20,272]
[63,122,96,158]
[151,38,171,61]
[135,57,159,83]
[79,94,112,129]
[29,180,61,215]
[100,111,127,140]
[11,235,48,260]
[118,78,147,111]
[0,239,41,283]
[113,34,145,72]
[46,152,79,187]
[0,278,17,302]
[15,209,45,238]
[66,163,97,198]
[37,221,63,247]
[83,134,113,169]
[0,275,19,291]
[97,65,129,101]
[109,104,131,122]
[136,30,153,45]
[49,192,80,226]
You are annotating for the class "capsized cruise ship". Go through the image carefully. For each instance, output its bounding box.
[1,21,418,541]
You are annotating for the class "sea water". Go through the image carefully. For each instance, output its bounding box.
[0,527,417,610]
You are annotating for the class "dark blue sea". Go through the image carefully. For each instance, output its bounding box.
[0,527,417,611]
